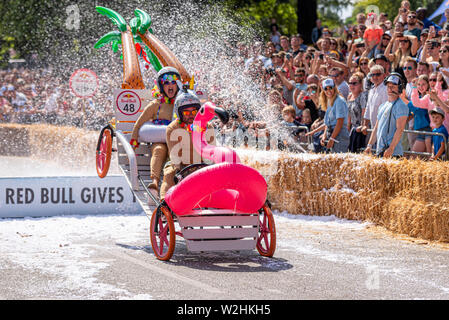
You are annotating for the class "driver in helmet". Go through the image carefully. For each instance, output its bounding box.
[159,88,216,200]
[130,67,180,198]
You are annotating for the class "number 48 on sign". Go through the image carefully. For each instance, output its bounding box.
[116,91,141,116]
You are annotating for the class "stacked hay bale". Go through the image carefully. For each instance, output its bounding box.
[240,148,449,243]
[382,159,449,242]
[0,123,97,170]
[0,123,31,156]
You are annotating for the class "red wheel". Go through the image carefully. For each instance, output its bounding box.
[150,206,176,261]
[96,129,112,178]
[257,204,276,257]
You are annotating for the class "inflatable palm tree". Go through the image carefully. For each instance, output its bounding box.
[94,6,192,90]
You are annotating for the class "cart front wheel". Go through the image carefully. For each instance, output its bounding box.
[150,206,176,261]
[257,204,276,257]
[96,129,112,178]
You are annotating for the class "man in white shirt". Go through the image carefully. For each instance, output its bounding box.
[361,65,388,137]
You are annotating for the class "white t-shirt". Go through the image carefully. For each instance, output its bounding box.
[363,82,388,128]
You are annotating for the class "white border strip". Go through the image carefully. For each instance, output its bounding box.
[0,175,143,218]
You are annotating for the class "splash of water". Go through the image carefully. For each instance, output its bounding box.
[5,0,292,173]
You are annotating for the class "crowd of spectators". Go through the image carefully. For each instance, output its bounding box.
[2,2,449,159]
[213,2,449,159]
[0,67,116,130]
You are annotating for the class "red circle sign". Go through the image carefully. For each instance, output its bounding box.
[69,68,98,98]
[116,90,141,116]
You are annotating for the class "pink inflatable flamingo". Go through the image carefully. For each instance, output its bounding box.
[192,101,241,164]
[164,102,267,216]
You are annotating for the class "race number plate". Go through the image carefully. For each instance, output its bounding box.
[116,90,142,116]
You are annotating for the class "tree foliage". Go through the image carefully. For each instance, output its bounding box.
[226,0,298,37]
[349,0,444,25]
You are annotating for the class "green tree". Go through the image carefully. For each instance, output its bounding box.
[317,0,353,30]
[226,0,298,37]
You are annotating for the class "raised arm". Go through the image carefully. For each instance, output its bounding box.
[411,88,432,110]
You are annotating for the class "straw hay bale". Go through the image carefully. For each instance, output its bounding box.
[0,123,31,156]
[384,197,449,242]
[240,149,449,243]
[0,123,97,170]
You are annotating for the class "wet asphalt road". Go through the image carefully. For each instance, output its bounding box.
[1,213,449,301]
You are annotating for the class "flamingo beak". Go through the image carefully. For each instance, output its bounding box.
[214,107,229,125]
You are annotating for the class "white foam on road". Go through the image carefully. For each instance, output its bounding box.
[0,210,367,299]
[0,213,151,299]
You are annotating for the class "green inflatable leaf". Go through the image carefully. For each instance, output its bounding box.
[130,17,140,35]
[134,9,152,34]
[96,6,127,32]
[112,41,119,53]
[145,46,162,72]
[94,31,121,49]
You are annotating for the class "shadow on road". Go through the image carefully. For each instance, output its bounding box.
[115,241,293,273]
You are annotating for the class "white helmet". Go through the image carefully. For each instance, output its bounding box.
[156,66,181,96]
[174,88,201,122]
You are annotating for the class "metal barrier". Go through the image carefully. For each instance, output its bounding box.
[217,123,447,160]
[282,125,312,153]
[366,128,448,160]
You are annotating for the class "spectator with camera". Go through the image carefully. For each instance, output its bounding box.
[275,61,296,106]
[408,75,433,156]
[295,83,320,123]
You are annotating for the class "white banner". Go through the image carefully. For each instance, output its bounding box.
[0,175,143,218]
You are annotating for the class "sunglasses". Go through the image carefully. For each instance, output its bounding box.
[348,81,360,85]
[324,86,334,91]
[400,39,409,43]
[182,109,198,116]
[360,62,368,65]
[440,50,448,53]
[330,74,339,78]
[408,16,416,19]
[162,74,178,82]
[295,74,305,77]
[371,73,382,77]
[403,66,413,70]
[163,80,177,86]
[429,78,437,82]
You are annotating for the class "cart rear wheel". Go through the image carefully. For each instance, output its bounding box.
[96,129,112,178]
[150,206,176,261]
[257,204,276,257]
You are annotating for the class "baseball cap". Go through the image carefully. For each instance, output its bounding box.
[322,78,335,89]
[385,73,402,85]
[430,107,445,118]
[374,54,389,63]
